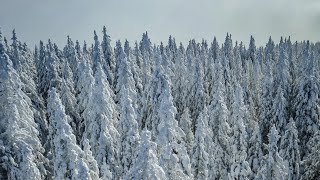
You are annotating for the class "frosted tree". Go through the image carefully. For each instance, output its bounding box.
[9,30,48,143]
[222,33,233,109]
[141,48,166,135]
[228,84,251,180]
[279,118,300,180]
[139,32,153,88]
[192,107,209,180]
[179,108,194,156]
[294,42,320,155]
[37,40,62,100]
[172,44,189,117]
[156,77,193,179]
[47,88,98,180]
[0,31,47,179]
[92,30,113,86]
[118,87,140,177]
[125,130,167,180]
[76,57,94,137]
[188,58,206,130]
[271,39,289,133]
[63,36,79,81]
[259,58,274,143]
[255,125,287,180]
[81,63,120,178]
[207,62,231,180]
[114,41,137,109]
[60,60,81,141]
[247,122,263,177]
[101,26,115,81]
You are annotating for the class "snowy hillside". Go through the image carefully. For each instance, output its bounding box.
[0,27,319,180]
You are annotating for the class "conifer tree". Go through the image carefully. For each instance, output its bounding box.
[0,30,48,179]
[47,88,98,180]
[255,125,287,180]
[81,63,119,178]
[125,130,167,180]
[279,118,300,180]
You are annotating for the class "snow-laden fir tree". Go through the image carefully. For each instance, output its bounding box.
[172,44,189,118]
[179,108,194,156]
[92,31,113,86]
[228,83,251,180]
[192,107,209,180]
[255,125,287,180]
[81,63,120,179]
[118,87,140,177]
[114,41,137,109]
[279,118,300,180]
[60,60,81,141]
[9,30,49,144]
[125,130,167,180]
[259,57,274,144]
[294,41,320,157]
[188,57,206,131]
[101,26,115,83]
[247,121,263,178]
[207,61,231,180]
[0,30,47,179]
[47,88,98,180]
[142,48,167,136]
[155,63,193,179]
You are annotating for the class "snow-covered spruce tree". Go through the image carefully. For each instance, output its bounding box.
[247,121,263,178]
[204,39,218,105]
[118,87,140,177]
[294,41,320,157]
[259,56,274,144]
[0,31,47,179]
[114,41,137,108]
[172,44,189,118]
[37,39,62,100]
[81,63,120,178]
[9,30,48,144]
[159,42,173,80]
[228,83,251,180]
[101,26,115,82]
[188,57,206,132]
[156,74,193,179]
[47,88,98,180]
[139,32,153,88]
[271,38,290,133]
[125,130,167,180]
[60,59,81,142]
[63,36,79,82]
[255,125,287,180]
[179,107,194,157]
[279,118,300,180]
[141,48,166,135]
[76,55,94,138]
[192,107,209,180]
[92,30,113,86]
[207,61,231,180]
[244,36,261,126]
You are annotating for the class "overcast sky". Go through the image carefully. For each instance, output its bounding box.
[0,0,319,48]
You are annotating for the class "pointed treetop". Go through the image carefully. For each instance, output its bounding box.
[0,27,2,44]
[103,26,107,33]
[0,28,4,53]
[94,30,98,41]
[11,29,17,41]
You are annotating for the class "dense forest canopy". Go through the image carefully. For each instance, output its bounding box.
[0,27,319,179]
